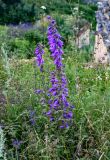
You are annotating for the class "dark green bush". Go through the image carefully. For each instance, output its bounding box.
[0,0,36,24]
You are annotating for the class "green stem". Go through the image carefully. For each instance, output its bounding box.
[16,149,19,160]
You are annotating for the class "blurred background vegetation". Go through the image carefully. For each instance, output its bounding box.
[0,0,97,59]
[0,0,97,28]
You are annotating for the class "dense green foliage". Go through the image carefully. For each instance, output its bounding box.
[0,25,47,58]
[0,0,97,28]
[0,0,36,24]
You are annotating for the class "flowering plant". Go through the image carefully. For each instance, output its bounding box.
[34,16,74,128]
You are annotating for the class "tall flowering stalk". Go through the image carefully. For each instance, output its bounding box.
[34,43,45,109]
[47,16,63,70]
[35,44,45,71]
[46,16,74,128]
[34,16,74,128]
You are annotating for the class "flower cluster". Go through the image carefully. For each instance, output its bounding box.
[34,16,74,128]
[46,16,74,128]
[35,44,45,71]
[47,71,73,128]
[47,16,63,70]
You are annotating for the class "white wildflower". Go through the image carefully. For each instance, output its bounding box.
[73,7,78,11]
[96,76,102,81]
[41,6,46,10]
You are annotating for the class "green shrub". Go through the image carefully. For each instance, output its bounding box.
[0,0,36,24]
[8,38,35,58]
[24,30,44,43]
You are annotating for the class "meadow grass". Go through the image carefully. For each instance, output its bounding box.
[1,46,110,159]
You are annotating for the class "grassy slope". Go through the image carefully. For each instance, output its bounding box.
[3,49,110,159]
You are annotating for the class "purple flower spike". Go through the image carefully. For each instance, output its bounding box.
[47,17,64,70]
[35,44,45,70]
[46,16,74,128]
